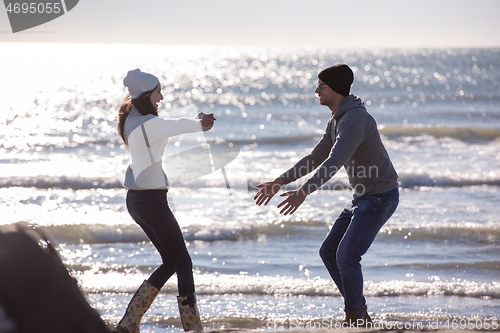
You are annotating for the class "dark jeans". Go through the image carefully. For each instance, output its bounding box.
[126,189,195,295]
[319,188,399,316]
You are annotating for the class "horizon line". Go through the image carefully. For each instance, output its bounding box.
[1,40,500,49]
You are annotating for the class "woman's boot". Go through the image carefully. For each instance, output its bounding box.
[177,293,202,331]
[115,280,160,333]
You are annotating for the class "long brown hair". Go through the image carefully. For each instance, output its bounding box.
[117,87,159,145]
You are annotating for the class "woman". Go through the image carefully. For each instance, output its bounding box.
[115,69,214,333]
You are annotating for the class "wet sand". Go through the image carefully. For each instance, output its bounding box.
[206,329,497,333]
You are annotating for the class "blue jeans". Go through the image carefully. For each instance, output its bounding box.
[126,189,195,295]
[319,188,399,316]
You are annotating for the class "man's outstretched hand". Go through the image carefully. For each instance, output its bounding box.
[277,187,309,215]
[254,177,284,206]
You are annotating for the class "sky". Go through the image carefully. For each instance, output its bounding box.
[1,0,500,48]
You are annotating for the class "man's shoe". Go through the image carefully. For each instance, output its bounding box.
[342,309,373,328]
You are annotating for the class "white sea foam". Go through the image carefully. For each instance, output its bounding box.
[76,270,500,299]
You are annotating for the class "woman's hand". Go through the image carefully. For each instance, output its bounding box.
[277,187,308,215]
[200,113,215,131]
[254,177,284,206]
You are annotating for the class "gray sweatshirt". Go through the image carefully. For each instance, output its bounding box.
[280,95,398,197]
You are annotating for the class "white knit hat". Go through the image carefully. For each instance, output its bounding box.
[123,69,159,99]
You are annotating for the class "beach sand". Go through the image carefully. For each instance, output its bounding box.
[196,315,500,333]
[205,327,499,333]
[103,318,500,333]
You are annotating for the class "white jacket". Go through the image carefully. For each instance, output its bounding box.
[123,107,203,190]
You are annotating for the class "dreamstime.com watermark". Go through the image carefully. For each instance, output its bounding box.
[288,318,499,330]
[3,0,79,33]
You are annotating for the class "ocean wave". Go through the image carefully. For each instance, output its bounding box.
[379,125,500,141]
[76,270,500,298]
[247,125,500,144]
[0,175,122,189]
[2,168,500,190]
[391,261,500,271]
[6,221,498,245]
[397,170,500,188]
[250,169,500,190]
[19,223,301,244]
[380,225,500,245]
[3,125,498,155]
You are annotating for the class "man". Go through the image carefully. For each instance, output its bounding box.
[254,64,399,326]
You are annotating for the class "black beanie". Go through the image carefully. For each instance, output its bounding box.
[318,64,354,96]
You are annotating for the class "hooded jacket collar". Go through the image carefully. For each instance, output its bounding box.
[333,94,365,119]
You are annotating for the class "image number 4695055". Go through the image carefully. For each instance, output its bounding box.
[3,0,79,33]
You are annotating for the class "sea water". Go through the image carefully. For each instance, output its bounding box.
[0,43,499,331]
